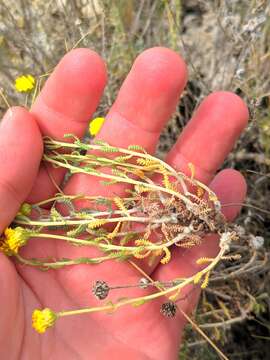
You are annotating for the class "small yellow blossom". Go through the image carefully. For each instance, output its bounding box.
[0,227,30,255]
[14,75,35,92]
[32,308,57,333]
[0,238,12,256]
[160,246,171,265]
[89,117,105,136]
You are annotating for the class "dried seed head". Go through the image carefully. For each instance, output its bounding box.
[92,280,110,300]
[160,301,177,318]
[139,277,150,289]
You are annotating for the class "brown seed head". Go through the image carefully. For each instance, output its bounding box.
[92,280,110,300]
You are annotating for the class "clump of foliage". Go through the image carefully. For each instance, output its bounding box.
[0,134,240,355]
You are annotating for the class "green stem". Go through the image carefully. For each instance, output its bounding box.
[43,138,221,203]
[57,246,226,318]
[44,154,188,202]
[15,253,115,268]
[33,230,190,251]
[14,214,170,227]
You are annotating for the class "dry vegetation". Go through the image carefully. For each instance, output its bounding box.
[0,0,269,359]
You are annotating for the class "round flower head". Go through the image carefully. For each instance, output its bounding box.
[92,280,110,300]
[139,277,150,289]
[18,203,32,216]
[32,308,57,333]
[15,74,35,92]
[0,237,12,256]
[3,227,30,254]
[160,301,178,318]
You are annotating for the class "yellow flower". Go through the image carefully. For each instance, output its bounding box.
[89,117,105,136]
[14,75,35,92]
[160,246,171,265]
[32,308,57,333]
[0,238,12,256]
[0,227,30,255]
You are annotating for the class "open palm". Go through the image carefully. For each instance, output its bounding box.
[0,47,248,360]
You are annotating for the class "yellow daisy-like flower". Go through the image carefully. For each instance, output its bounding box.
[32,308,57,333]
[0,238,12,256]
[89,117,105,136]
[0,227,30,255]
[14,74,35,92]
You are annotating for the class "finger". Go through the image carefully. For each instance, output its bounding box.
[27,48,107,203]
[0,108,38,353]
[65,46,188,198]
[0,107,42,232]
[166,91,249,183]
[98,47,187,149]
[152,169,247,338]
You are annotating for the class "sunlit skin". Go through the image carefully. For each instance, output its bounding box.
[0,47,248,360]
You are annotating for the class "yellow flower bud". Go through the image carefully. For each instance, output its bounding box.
[18,203,32,216]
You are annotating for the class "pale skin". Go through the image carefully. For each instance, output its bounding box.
[0,47,248,360]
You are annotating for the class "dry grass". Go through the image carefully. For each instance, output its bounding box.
[0,1,269,359]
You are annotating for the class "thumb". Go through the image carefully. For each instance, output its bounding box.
[0,107,43,232]
[0,107,42,358]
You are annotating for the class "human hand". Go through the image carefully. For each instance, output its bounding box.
[0,47,248,360]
